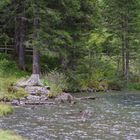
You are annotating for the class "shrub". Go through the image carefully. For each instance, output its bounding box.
[0,53,29,101]
[128,83,140,90]
[0,104,14,116]
[43,70,68,97]
[108,77,125,90]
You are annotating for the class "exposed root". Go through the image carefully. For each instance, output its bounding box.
[17,74,43,87]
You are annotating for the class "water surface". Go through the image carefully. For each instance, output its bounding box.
[0,91,140,140]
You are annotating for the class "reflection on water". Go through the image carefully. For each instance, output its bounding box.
[0,91,140,140]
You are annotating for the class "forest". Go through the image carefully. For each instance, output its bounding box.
[0,0,140,93]
[0,0,140,139]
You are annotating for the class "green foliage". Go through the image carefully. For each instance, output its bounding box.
[0,54,29,100]
[0,130,26,140]
[128,83,140,90]
[0,0,140,92]
[0,54,28,78]
[43,70,68,97]
[8,87,28,100]
[0,0,11,10]
[0,104,13,117]
[69,54,117,91]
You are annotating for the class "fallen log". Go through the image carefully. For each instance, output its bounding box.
[76,96,96,100]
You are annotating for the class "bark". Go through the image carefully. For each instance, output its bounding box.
[33,48,40,74]
[14,1,26,70]
[121,12,130,84]
[32,9,40,74]
[25,7,42,86]
[18,17,26,70]
[124,14,129,84]
[121,33,125,76]
[14,17,20,56]
[125,36,129,83]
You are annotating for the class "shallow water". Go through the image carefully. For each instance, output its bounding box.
[0,91,140,140]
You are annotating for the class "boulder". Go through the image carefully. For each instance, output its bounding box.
[26,95,41,101]
[25,86,49,95]
[11,100,20,106]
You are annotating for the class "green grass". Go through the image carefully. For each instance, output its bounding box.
[0,130,26,140]
[0,104,14,116]
[0,53,29,100]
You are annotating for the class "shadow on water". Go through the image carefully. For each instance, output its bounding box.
[0,91,140,140]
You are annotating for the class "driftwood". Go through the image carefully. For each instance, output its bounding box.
[24,101,56,105]
[76,96,96,100]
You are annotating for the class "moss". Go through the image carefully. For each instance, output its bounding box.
[0,130,26,140]
[0,104,14,117]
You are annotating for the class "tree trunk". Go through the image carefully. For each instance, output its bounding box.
[18,17,26,70]
[25,8,42,86]
[125,36,129,84]
[122,13,129,85]
[14,17,20,56]
[121,33,125,77]
[14,1,26,70]
[33,48,40,74]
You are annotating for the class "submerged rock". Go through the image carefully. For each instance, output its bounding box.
[80,109,92,121]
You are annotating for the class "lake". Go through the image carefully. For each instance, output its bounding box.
[0,91,140,140]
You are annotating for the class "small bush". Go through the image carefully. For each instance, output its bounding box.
[0,78,28,101]
[0,104,13,116]
[0,54,29,101]
[43,70,68,97]
[0,130,26,140]
[128,83,140,90]
[108,77,125,90]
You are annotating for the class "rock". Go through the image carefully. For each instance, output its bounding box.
[26,95,41,101]
[80,109,92,121]
[19,100,25,105]
[25,86,49,95]
[40,95,48,101]
[55,93,74,103]
[11,100,20,106]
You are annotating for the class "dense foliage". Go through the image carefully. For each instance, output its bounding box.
[0,0,140,92]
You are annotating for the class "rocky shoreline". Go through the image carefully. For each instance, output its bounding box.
[11,92,75,106]
[0,81,96,106]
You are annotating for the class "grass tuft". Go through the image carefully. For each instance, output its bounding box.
[0,130,26,140]
[0,104,14,117]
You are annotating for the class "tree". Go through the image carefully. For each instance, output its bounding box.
[102,0,140,84]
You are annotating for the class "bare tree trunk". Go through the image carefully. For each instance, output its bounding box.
[14,17,20,56]
[121,11,130,85]
[18,17,26,70]
[33,48,40,74]
[24,7,42,86]
[14,0,26,70]
[121,33,125,77]
[125,36,129,84]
